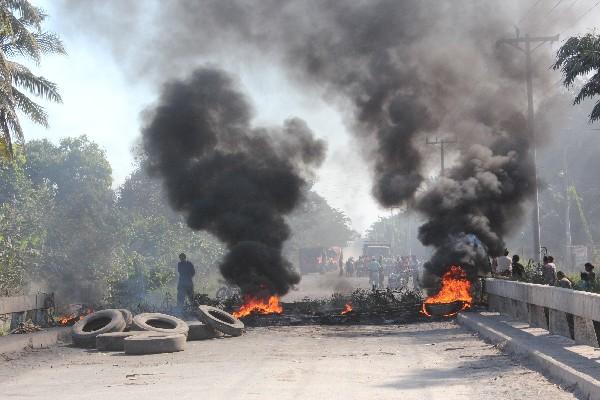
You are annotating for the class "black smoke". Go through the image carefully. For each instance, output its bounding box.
[58,0,569,290]
[416,113,536,288]
[142,67,325,297]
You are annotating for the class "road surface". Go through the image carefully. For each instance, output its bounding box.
[283,271,410,301]
[0,321,575,399]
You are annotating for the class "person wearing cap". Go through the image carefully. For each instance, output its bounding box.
[177,253,196,309]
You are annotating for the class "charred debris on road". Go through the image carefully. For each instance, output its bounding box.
[193,288,443,327]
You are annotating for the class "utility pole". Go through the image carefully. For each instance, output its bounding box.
[562,147,572,269]
[497,31,559,263]
[426,137,457,176]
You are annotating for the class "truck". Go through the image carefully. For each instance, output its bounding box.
[362,241,391,259]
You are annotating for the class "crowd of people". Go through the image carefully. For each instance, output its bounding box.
[492,249,597,292]
[341,255,419,290]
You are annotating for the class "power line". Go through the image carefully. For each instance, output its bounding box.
[547,0,564,15]
[560,0,600,35]
[563,0,583,13]
[518,0,544,25]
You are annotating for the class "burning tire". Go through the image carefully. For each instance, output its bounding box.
[196,305,244,337]
[124,333,186,355]
[96,331,145,351]
[186,320,222,341]
[131,313,189,336]
[72,309,126,348]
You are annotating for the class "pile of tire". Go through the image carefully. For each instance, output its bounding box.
[71,306,245,355]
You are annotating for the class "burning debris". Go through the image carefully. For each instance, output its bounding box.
[340,303,353,315]
[142,68,325,298]
[421,266,472,317]
[55,305,94,326]
[233,295,283,318]
[225,288,428,327]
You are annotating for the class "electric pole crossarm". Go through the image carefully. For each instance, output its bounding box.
[497,34,560,45]
[426,137,457,177]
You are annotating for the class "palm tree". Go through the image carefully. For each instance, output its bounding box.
[0,0,65,158]
[553,33,600,122]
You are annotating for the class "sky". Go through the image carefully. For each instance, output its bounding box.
[21,0,600,233]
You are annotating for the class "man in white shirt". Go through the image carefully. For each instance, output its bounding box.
[496,249,512,276]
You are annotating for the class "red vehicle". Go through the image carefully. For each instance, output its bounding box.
[299,247,342,275]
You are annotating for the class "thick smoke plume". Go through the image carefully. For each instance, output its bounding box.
[59,0,573,289]
[416,118,536,287]
[142,67,325,297]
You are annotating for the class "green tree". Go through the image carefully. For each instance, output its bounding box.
[553,33,600,122]
[285,190,355,261]
[24,136,119,303]
[0,149,53,295]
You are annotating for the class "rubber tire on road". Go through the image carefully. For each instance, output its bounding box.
[131,313,189,336]
[116,309,133,327]
[124,333,186,355]
[196,305,244,337]
[186,320,222,341]
[96,331,146,351]
[72,309,126,348]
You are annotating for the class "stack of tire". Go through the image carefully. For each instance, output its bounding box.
[71,306,245,355]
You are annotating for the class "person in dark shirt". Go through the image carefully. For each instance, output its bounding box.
[511,255,525,281]
[177,253,196,308]
[585,263,596,282]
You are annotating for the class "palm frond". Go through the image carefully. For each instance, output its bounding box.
[2,13,40,61]
[3,0,43,28]
[1,31,65,61]
[9,61,61,102]
[0,0,62,158]
[12,86,46,126]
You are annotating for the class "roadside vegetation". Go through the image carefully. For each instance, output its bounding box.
[0,136,354,308]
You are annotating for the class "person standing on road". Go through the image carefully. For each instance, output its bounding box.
[345,257,354,277]
[378,258,385,289]
[368,257,381,291]
[542,256,557,286]
[177,253,196,309]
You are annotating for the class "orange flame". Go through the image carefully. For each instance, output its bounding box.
[57,308,93,326]
[233,296,283,318]
[422,265,472,317]
[340,303,353,315]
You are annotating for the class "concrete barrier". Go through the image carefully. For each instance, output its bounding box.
[485,279,600,347]
[0,293,54,332]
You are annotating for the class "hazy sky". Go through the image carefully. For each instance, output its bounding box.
[22,0,600,233]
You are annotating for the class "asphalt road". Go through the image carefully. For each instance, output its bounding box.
[0,321,576,400]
